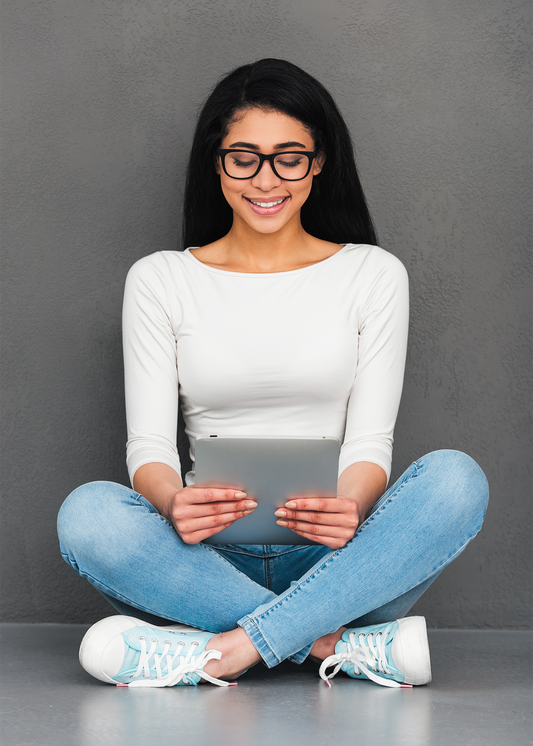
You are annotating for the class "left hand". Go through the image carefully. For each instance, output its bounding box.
[275,496,363,549]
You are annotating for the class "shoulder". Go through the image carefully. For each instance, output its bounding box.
[342,243,406,271]
[124,251,194,294]
[339,244,408,283]
[126,250,189,282]
[124,253,192,318]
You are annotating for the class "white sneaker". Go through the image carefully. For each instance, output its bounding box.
[79,616,232,687]
[319,616,432,688]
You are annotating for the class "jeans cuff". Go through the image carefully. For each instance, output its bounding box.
[238,615,313,667]
[238,615,281,668]
[287,643,313,664]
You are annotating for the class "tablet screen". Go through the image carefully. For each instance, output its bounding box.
[195,436,340,545]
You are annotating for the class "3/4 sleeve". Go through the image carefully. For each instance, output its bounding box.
[339,249,409,483]
[122,255,182,486]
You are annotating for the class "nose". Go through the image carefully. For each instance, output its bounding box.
[251,159,282,190]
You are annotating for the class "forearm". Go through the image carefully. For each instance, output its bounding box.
[132,462,183,522]
[337,461,388,523]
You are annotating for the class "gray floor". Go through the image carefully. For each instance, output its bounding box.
[0,625,531,746]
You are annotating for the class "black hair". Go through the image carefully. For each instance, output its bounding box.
[182,58,377,248]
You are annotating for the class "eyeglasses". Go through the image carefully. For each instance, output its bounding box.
[217,148,318,181]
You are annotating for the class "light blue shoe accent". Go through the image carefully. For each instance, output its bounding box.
[79,616,231,687]
[319,616,431,688]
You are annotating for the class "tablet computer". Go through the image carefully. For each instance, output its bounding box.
[194,436,340,545]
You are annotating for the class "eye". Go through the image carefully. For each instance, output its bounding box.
[275,155,304,168]
[231,154,258,168]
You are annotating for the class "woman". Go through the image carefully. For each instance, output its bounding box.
[57,59,488,689]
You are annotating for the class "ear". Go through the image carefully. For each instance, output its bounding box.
[313,151,326,175]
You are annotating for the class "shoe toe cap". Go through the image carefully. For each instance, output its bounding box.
[79,616,139,683]
[391,617,432,685]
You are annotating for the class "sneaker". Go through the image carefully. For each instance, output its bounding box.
[79,615,232,687]
[319,616,432,688]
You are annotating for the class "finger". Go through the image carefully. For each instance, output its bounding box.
[180,520,237,545]
[179,507,255,534]
[187,488,248,504]
[276,517,351,539]
[275,508,358,529]
[188,499,257,519]
[286,528,349,550]
[284,497,342,513]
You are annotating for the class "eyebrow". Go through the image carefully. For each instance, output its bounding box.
[227,141,309,150]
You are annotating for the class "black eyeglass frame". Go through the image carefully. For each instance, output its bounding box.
[217,148,319,181]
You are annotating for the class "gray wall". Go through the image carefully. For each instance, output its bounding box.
[1,0,530,627]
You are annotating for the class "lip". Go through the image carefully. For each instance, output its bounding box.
[244,196,290,216]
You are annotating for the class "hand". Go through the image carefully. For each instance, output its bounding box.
[274,496,362,549]
[168,487,257,545]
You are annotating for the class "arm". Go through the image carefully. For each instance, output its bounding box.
[123,256,182,483]
[123,256,256,544]
[276,249,409,549]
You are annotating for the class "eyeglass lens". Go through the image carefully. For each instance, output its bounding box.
[224,152,311,180]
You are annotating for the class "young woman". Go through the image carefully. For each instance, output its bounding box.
[57,59,488,689]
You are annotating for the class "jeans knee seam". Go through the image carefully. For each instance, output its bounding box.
[357,466,420,536]
[60,551,78,572]
[133,492,172,524]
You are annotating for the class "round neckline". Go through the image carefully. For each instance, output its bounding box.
[183,244,353,277]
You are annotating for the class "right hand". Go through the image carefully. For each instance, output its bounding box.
[167,486,257,544]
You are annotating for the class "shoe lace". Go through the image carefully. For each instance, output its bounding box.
[126,636,231,688]
[319,630,405,689]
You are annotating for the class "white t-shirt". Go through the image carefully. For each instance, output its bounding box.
[123,244,409,486]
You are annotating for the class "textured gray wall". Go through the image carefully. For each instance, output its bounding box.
[1,0,530,627]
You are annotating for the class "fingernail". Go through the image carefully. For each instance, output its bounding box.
[246,501,257,509]
[243,510,254,515]
[276,520,288,527]
[275,509,286,517]
[285,501,296,509]
[234,491,246,498]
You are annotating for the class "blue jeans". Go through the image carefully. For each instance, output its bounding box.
[57,450,488,668]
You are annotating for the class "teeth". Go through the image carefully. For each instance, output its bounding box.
[249,198,285,208]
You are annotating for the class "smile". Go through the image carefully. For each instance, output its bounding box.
[246,197,288,208]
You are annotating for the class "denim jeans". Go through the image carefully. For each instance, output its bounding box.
[57,450,488,668]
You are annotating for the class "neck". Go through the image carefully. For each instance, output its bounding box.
[220,215,315,273]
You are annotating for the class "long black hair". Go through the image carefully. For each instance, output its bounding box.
[182,59,377,248]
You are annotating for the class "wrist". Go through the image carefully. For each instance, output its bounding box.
[155,487,177,523]
[132,463,183,521]
[341,492,376,523]
[337,461,388,523]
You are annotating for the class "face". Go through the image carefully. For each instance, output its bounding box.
[216,108,324,237]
